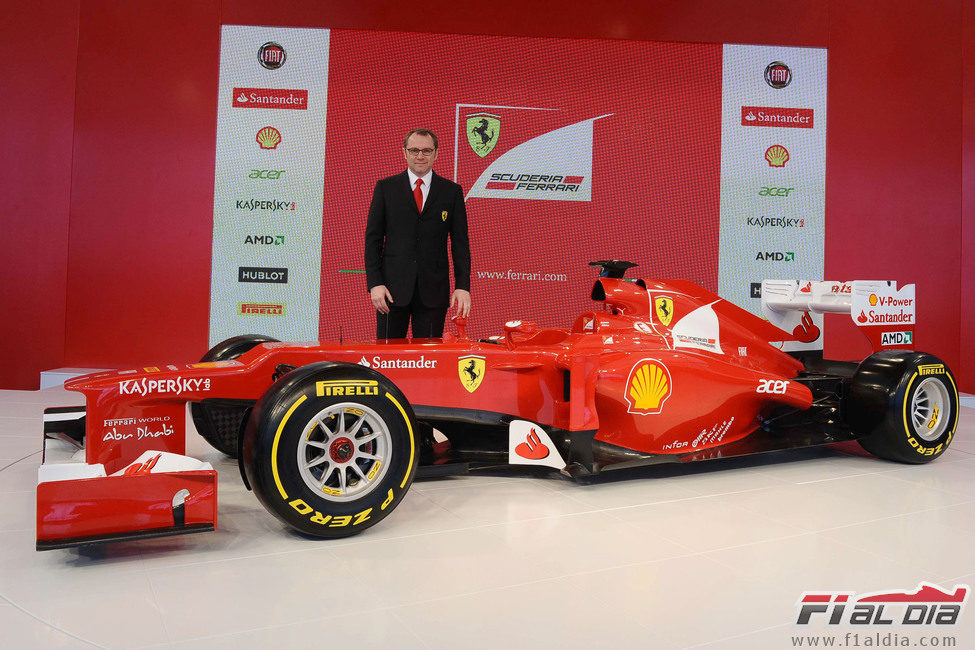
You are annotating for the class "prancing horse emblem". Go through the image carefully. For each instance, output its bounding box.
[466,113,500,158]
[654,296,674,327]
[458,355,486,393]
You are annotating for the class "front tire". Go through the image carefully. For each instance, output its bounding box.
[848,351,959,464]
[242,362,418,538]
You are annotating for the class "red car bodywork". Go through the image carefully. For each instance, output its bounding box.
[36,274,916,549]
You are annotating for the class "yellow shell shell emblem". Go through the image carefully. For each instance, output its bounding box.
[625,358,672,415]
[764,144,789,168]
[654,296,674,327]
[256,126,282,150]
[458,355,485,393]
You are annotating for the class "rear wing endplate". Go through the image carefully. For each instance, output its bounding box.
[760,280,916,353]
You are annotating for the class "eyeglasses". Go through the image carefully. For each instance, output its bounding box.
[405,147,436,157]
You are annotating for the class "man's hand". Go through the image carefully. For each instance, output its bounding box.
[451,289,471,318]
[370,285,393,314]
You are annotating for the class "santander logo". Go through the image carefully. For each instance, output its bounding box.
[233,88,308,110]
[515,428,550,460]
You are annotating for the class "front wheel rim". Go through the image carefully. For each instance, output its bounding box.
[910,378,951,442]
[296,402,392,501]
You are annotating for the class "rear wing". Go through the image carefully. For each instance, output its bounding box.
[760,280,916,353]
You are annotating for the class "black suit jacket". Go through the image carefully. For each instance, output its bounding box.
[364,171,471,309]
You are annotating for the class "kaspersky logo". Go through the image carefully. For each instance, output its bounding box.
[624,358,672,415]
[467,113,500,157]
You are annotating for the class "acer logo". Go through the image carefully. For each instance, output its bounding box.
[759,187,795,197]
[249,169,286,179]
[755,252,795,262]
[757,379,789,394]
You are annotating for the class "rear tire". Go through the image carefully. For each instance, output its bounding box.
[242,362,418,538]
[190,334,278,457]
[848,351,959,464]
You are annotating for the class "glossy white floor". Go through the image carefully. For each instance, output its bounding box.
[2,387,975,649]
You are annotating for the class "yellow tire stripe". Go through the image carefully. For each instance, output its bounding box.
[946,372,960,435]
[902,372,918,440]
[272,394,308,499]
[385,392,415,488]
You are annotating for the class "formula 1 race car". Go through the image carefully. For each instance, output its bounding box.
[36,261,960,550]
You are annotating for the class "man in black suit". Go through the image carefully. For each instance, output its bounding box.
[364,128,472,339]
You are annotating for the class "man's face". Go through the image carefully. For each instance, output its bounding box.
[404,134,438,176]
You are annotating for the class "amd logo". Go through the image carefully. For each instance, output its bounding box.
[244,235,285,246]
[755,252,795,262]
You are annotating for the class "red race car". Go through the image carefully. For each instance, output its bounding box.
[37,261,960,550]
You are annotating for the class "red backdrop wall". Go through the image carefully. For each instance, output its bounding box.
[3,0,972,392]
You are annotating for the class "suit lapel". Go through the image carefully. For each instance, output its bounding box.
[422,173,441,216]
[398,171,420,215]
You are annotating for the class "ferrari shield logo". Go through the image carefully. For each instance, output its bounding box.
[458,355,485,393]
[466,113,500,157]
[654,296,674,327]
[442,210,448,222]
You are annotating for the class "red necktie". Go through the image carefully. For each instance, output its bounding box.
[414,178,423,212]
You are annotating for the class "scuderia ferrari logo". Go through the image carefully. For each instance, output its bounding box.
[466,113,500,157]
[654,296,674,327]
[458,355,485,393]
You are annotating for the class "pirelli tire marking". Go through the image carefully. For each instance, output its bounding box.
[268,388,415,531]
[901,367,958,457]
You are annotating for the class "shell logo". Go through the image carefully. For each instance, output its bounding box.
[256,126,282,150]
[624,358,672,415]
[869,293,878,306]
[765,144,790,168]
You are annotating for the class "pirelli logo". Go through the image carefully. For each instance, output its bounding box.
[918,364,946,376]
[315,380,380,397]
[239,302,285,316]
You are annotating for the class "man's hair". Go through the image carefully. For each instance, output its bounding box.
[403,128,438,150]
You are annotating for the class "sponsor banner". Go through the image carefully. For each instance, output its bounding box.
[718,44,827,320]
[210,25,329,345]
[851,281,916,326]
[456,106,613,203]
